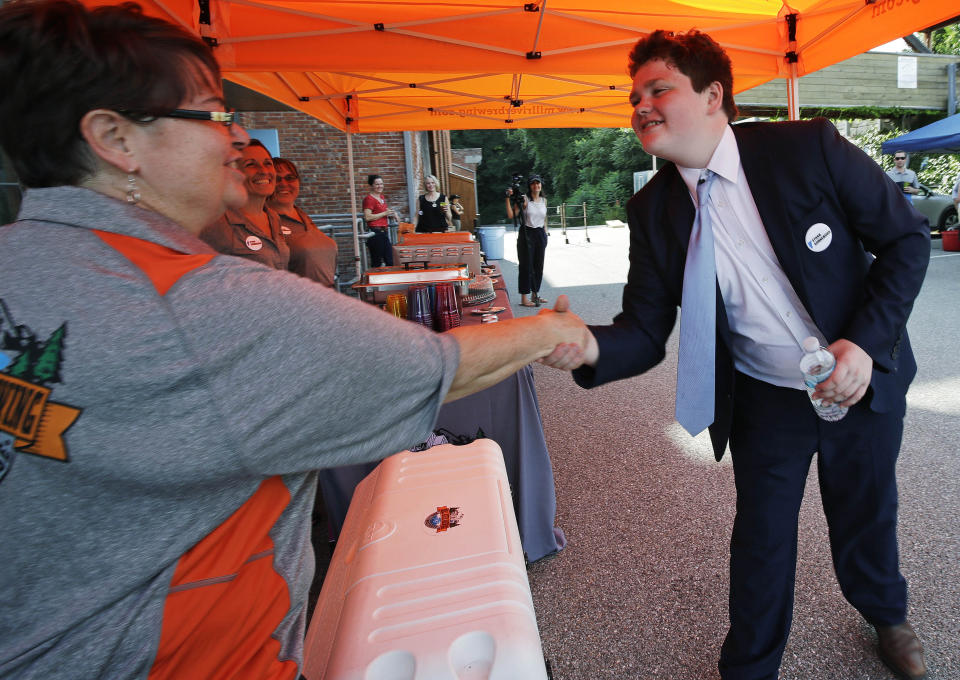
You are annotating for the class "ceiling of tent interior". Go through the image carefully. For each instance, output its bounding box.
[88,0,960,131]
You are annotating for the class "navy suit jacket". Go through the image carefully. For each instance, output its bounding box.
[574,118,931,460]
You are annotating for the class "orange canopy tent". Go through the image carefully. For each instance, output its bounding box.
[81,0,957,274]
[85,0,959,132]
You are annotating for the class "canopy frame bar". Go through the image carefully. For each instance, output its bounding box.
[210,0,790,61]
[154,0,193,30]
[798,0,869,55]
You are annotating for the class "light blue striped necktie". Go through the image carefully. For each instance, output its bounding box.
[676,169,718,436]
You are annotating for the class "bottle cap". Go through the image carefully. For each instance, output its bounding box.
[802,336,820,353]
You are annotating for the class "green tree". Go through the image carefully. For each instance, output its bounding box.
[6,347,33,380]
[566,128,651,224]
[929,23,960,55]
[452,126,651,225]
[517,128,590,200]
[32,324,66,385]
[451,129,533,224]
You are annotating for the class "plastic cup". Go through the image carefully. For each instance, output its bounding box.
[385,294,406,318]
[407,285,433,328]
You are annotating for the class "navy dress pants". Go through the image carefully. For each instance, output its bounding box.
[718,372,907,680]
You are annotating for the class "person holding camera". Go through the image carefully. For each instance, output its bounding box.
[506,174,548,307]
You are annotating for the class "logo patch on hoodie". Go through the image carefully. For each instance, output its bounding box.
[1,299,82,481]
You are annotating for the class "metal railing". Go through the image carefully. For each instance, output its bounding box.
[308,213,371,295]
[556,203,591,244]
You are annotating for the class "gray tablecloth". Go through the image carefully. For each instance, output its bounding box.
[318,364,566,563]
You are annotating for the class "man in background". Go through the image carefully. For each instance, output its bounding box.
[951,172,959,214]
[886,150,920,202]
[449,194,464,230]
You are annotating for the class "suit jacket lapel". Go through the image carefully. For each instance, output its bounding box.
[734,126,812,311]
[662,164,696,256]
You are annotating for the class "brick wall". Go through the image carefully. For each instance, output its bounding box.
[238,111,416,277]
[237,111,411,221]
[235,112,454,277]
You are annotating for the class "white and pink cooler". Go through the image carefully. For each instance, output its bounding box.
[302,439,548,680]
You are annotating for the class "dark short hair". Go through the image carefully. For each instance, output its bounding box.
[525,176,545,200]
[367,174,381,186]
[245,139,267,152]
[628,30,738,122]
[272,157,299,178]
[0,0,222,187]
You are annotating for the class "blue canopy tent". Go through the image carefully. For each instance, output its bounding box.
[882,113,960,154]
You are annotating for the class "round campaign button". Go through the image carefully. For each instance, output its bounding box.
[805,223,832,252]
[245,235,263,251]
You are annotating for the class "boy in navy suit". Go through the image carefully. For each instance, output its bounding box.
[547,30,930,680]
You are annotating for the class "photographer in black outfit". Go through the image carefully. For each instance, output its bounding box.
[506,173,548,307]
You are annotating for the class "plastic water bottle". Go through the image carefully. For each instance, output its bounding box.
[799,336,848,422]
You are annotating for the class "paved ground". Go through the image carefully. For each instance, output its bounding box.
[499,225,960,680]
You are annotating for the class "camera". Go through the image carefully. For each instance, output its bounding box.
[506,172,525,207]
[505,172,529,227]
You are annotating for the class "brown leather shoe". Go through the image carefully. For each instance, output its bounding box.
[876,622,927,679]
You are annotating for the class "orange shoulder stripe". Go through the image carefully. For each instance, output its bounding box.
[94,230,215,296]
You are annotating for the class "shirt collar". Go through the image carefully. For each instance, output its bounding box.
[676,125,741,202]
[17,185,215,254]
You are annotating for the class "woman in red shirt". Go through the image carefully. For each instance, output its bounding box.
[361,174,396,267]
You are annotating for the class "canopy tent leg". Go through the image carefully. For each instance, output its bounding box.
[583,202,590,243]
[346,129,362,281]
[782,9,800,122]
[786,64,800,121]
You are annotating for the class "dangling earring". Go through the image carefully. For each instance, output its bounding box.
[126,171,141,205]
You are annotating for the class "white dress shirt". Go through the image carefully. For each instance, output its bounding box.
[677,126,825,389]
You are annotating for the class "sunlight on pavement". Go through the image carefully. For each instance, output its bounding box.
[665,422,732,466]
[664,376,960,464]
[498,225,632,287]
[907,376,960,415]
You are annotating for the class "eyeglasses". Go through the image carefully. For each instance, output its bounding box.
[159,108,236,127]
[276,174,299,183]
[121,108,236,127]
[894,156,906,160]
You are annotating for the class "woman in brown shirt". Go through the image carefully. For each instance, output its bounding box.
[268,157,338,287]
[199,139,289,270]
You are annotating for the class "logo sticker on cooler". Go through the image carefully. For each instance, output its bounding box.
[424,506,463,534]
[805,223,832,252]
[245,235,263,251]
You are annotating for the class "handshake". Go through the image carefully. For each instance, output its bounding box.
[535,295,599,371]
[445,294,598,402]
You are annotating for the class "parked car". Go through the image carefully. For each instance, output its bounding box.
[912,184,958,231]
